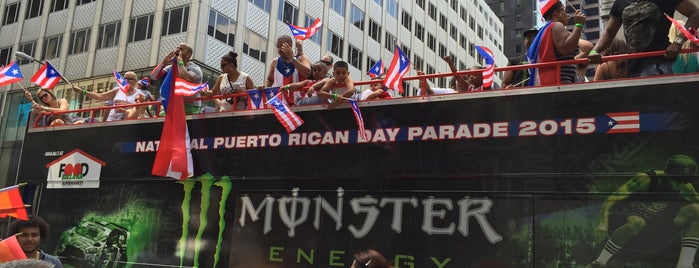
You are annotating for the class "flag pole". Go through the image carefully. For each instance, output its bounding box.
[15,52,74,88]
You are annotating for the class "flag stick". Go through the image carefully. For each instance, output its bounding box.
[507,77,530,88]
[15,52,74,88]
[566,1,578,12]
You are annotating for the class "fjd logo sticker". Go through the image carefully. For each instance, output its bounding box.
[45,149,105,189]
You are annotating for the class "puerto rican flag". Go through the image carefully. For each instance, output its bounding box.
[174,78,208,96]
[665,13,699,45]
[367,59,384,78]
[0,61,23,87]
[537,0,557,17]
[526,21,557,86]
[113,70,130,93]
[30,62,61,89]
[266,93,304,133]
[247,89,264,109]
[474,46,495,89]
[263,87,280,108]
[384,46,410,94]
[600,112,640,134]
[0,235,27,262]
[349,100,368,141]
[289,18,322,40]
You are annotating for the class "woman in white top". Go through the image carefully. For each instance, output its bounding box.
[71,71,145,121]
[211,51,255,112]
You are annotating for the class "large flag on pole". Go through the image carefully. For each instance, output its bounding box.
[0,235,27,262]
[526,21,557,86]
[266,93,304,133]
[30,62,61,89]
[112,70,130,93]
[152,62,193,180]
[474,46,495,89]
[288,18,322,40]
[665,13,699,45]
[0,61,23,87]
[0,185,28,220]
[384,46,410,94]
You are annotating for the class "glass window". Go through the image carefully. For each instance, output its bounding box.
[413,55,423,71]
[373,0,382,7]
[42,35,62,59]
[401,43,411,59]
[0,47,12,66]
[427,33,435,51]
[450,24,457,40]
[439,43,446,57]
[439,13,447,31]
[327,31,344,56]
[459,34,467,50]
[415,0,424,9]
[469,15,475,30]
[426,64,435,82]
[76,0,96,5]
[384,32,395,51]
[460,6,467,22]
[386,0,397,17]
[477,24,483,39]
[98,21,121,49]
[162,6,189,36]
[368,19,381,42]
[3,3,20,25]
[428,3,436,20]
[450,0,457,11]
[249,0,272,13]
[25,0,43,19]
[348,45,362,69]
[366,57,377,72]
[350,5,364,30]
[414,22,424,41]
[401,10,412,31]
[70,28,91,55]
[586,19,600,29]
[18,42,36,65]
[243,29,268,62]
[278,0,299,24]
[128,14,154,42]
[305,15,322,44]
[330,0,346,15]
[51,0,69,12]
[208,9,236,47]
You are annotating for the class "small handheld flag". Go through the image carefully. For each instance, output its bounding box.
[266,93,304,132]
[367,59,384,78]
[474,46,495,89]
[349,100,368,141]
[288,18,322,40]
[174,78,208,96]
[30,62,61,89]
[0,235,28,262]
[0,185,28,220]
[113,70,130,93]
[247,89,264,109]
[0,61,23,87]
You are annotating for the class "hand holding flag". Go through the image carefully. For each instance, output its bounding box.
[288,18,322,40]
[0,61,23,87]
[384,46,410,94]
[474,46,495,89]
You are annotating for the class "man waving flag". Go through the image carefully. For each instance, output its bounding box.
[0,61,23,87]
[288,18,322,40]
[384,46,410,94]
[30,62,61,89]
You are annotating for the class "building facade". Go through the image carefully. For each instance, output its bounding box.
[484,0,536,59]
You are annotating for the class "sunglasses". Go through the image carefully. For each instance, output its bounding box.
[220,63,231,69]
[125,77,137,81]
[38,94,49,99]
[321,60,332,66]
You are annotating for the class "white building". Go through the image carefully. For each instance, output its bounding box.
[0,0,505,100]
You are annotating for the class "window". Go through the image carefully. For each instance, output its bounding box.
[3,3,20,25]
[366,57,377,72]
[368,19,381,42]
[428,3,436,20]
[401,10,412,31]
[243,30,268,62]
[438,77,446,88]
[459,61,466,70]
[249,0,272,12]
[328,31,344,56]
[51,0,69,12]
[387,0,397,17]
[438,43,446,57]
[427,33,435,51]
[439,13,447,31]
[350,5,364,30]
[460,6,467,22]
[413,55,423,71]
[305,15,322,44]
[586,19,600,29]
[278,0,299,24]
[373,0,382,7]
[70,29,91,55]
[384,33,395,51]
[477,25,483,39]
[416,0,424,9]
[208,9,236,46]
[18,42,36,65]
[0,47,11,66]
[98,21,121,49]
[330,0,346,15]
[348,45,362,69]
[426,64,435,82]
[469,15,475,30]
[585,7,599,16]
[162,6,189,36]
[76,0,96,5]
[414,22,424,41]
[450,0,457,11]
[401,44,411,59]
[128,14,154,42]
[459,34,467,50]
[42,35,62,59]
[586,31,600,40]
[450,24,457,40]
[25,0,43,19]
[469,45,475,57]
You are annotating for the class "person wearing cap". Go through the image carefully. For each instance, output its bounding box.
[588,154,699,268]
[502,28,538,88]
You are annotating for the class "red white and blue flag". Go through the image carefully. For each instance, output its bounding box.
[384,46,410,94]
[247,89,264,109]
[0,61,23,87]
[349,100,368,141]
[665,13,699,45]
[603,112,640,134]
[174,78,208,96]
[474,46,495,89]
[537,0,557,17]
[288,18,322,40]
[113,70,130,93]
[30,62,61,89]
[266,93,304,133]
[367,59,384,78]
[152,60,193,180]
[526,21,557,86]
[263,87,280,108]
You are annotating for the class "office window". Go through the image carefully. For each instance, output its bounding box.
[162,6,189,36]
[469,15,475,30]
[459,61,466,70]
[384,33,396,51]
[70,28,91,55]
[586,31,600,40]
[438,77,446,88]
[243,30,268,62]
[387,0,397,17]
[3,3,20,25]
[76,0,96,5]
[42,35,62,59]
[25,0,43,19]
[328,31,344,56]
[439,13,447,31]
[305,15,322,44]
[585,7,599,16]
[459,34,467,50]
[208,9,236,46]
[469,45,475,57]
[348,45,363,69]
[98,21,121,49]
[128,14,154,42]
[401,44,411,59]
[330,0,346,15]
[586,19,599,29]
[450,0,457,11]
[427,33,435,51]
[460,6,467,22]
[278,0,299,24]
[368,19,381,42]
[428,3,436,20]
[413,55,423,71]
[18,42,36,65]
[415,0,424,9]
[373,0,382,7]
[0,47,11,66]
[450,24,457,40]
[438,43,446,57]
[414,22,424,41]
[350,5,364,30]
[249,0,272,12]
[477,25,483,39]
[401,10,412,31]
[51,0,69,12]
[426,64,435,82]
[366,57,377,72]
